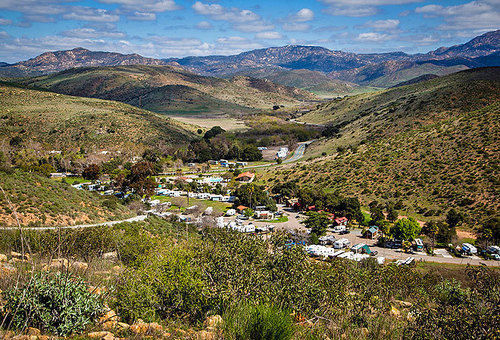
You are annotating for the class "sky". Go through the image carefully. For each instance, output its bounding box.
[0,0,498,63]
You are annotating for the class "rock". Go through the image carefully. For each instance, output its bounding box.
[116,322,130,331]
[46,258,69,270]
[88,331,114,339]
[197,330,216,340]
[71,261,89,271]
[27,328,40,336]
[10,251,22,258]
[148,322,163,333]
[130,320,149,335]
[204,315,223,330]
[100,310,119,330]
[0,262,17,278]
[130,320,163,335]
[0,254,7,262]
[102,251,118,260]
[394,300,413,308]
[360,327,369,337]
[389,306,401,318]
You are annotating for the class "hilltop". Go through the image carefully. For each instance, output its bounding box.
[0,170,133,227]
[0,82,195,152]
[268,67,500,225]
[299,67,500,146]
[19,65,316,114]
[0,47,167,77]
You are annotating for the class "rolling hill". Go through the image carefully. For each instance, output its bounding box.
[299,67,500,146]
[19,65,317,114]
[0,47,167,77]
[269,67,500,225]
[0,169,134,227]
[228,67,360,97]
[0,82,195,152]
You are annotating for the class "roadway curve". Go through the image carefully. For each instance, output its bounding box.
[1,215,148,231]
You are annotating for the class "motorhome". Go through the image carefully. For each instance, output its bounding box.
[461,243,477,255]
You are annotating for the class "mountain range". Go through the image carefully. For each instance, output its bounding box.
[19,65,316,115]
[0,30,498,93]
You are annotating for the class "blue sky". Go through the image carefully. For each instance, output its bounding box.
[0,0,498,62]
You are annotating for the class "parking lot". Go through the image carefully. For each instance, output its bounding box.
[225,206,500,267]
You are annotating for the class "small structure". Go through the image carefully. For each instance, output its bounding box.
[334,217,348,226]
[235,171,255,182]
[236,205,248,213]
[414,238,424,251]
[351,243,372,254]
[255,210,274,220]
[364,226,380,239]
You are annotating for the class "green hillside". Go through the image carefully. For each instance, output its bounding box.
[19,65,317,115]
[267,102,499,226]
[0,83,195,152]
[300,67,500,151]
[0,170,133,227]
[230,67,361,97]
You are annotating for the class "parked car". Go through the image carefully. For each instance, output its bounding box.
[339,229,350,235]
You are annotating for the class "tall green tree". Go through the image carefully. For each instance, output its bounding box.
[392,217,421,241]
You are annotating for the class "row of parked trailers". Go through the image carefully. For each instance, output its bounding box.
[305,244,385,264]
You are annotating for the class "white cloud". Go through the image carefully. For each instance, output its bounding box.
[0,18,12,26]
[126,12,157,21]
[295,8,315,22]
[98,0,181,12]
[196,21,213,29]
[255,31,283,39]
[282,8,314,32]
[320,0,422,17]
[364,19,400,31]
[283,23,311,32]
[216,36,263,51]
[63,7,119,22]
[62,27,126,39]
[415,1,500,31]
[355,32,392,42]
[192,1,273,32]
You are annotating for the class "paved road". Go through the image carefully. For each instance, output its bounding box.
[283,140,314,163]
[1,215,148,231]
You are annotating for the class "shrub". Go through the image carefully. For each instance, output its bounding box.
[2,272,104,335]
[223,302,295,340]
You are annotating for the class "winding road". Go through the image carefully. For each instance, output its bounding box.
[1,215,148,231]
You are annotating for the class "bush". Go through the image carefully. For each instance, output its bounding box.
[223,302,295,340]
[2,272,104,335]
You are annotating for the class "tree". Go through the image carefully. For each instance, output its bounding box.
[203,126,225,140]
[304,212,331,236]
[386,205,398,222]
[369,203,384,225]
[423,221,439,253]
[82,164,100,180]
[197,129,203,135]
[243,208,254,218]
[233,184,276,212]
[378,220,391,238]
[446,209,463,228]
[124,161,157,198]
[239,145,263,162]
[392,217,421,241]
[478,216,500,246]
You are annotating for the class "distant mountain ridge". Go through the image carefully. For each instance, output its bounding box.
[19,65,316,115]
[0,30,498,90]
[0,47,168,77]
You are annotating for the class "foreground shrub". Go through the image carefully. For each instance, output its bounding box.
[2,272,104,335]
[114,244,217,323]
[222,302,295,340]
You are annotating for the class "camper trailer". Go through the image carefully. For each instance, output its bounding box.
[333,238,351,249]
